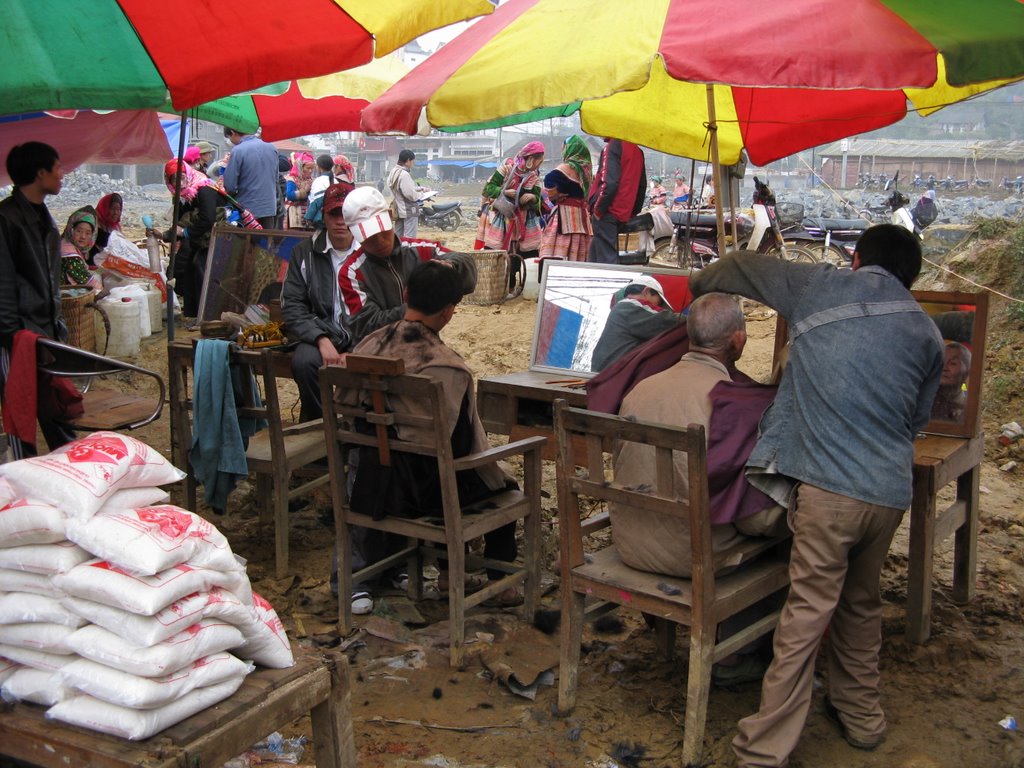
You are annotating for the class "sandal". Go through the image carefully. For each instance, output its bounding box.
[437,571,488,593]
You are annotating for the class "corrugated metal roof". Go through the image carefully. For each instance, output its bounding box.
[818,138,1024,161]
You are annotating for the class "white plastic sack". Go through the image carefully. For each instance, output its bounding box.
[0,622,76,654]
[0,568,63,597]
[0,541,91,576]
[0,655,18,684]
[0,593,86,627]
[66,619,245,678]
[58,651,252,710]
[0,432,185,520]
[0,478,15,506]
[102,230,150,269]
[0,644,76,673]
[53,559,251,616]
[0,498,66,547]
[63,587,249,648]
[46,676,246,740]
[65,505,237,576]
[234,592,294,669]
[2,666,73,706]
[99,487,170,512]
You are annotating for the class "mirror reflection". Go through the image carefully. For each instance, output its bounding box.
[913,291,988,437]
[530,262,693,375]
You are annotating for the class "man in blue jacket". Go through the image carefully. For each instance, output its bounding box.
[690,224,943,766]
[223,127,280,229]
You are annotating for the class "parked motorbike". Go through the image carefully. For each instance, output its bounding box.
[1001,176,1024,193]
[417,191,464,231]
[911,173,927,190]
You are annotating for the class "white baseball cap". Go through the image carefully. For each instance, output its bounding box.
[629,274,673,311]
[343,187,393,241]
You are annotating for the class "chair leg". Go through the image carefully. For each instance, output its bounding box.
[522,451,542,619]
[655,618,677,661]
[557,588,586,714]
[447,545,466,667]
[681,622,715,767]
[273,472,289,580]
[255,473,272,526]
[337,522,354,637]
[406,538,422,600]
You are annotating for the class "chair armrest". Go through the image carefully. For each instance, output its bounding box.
[452,435,547,471]
[281,418,324,436]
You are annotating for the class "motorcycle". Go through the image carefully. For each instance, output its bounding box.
[417,191,464,231]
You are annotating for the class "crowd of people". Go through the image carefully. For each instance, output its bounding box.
[0,129,977,768]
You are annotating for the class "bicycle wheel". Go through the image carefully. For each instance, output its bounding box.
[771,242,818,263]
[801,242,849,267]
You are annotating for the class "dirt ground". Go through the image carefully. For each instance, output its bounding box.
[76,211,1024,768]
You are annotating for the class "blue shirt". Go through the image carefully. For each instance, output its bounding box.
[223,135,279,219]
[691,254,943,509]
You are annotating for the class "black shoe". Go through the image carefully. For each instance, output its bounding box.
[823,697,883,751]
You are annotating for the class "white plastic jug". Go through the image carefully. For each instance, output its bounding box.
[100,297,142,357]
[143,285,162,330]
[109,285,151,337]
[522,256,564,301]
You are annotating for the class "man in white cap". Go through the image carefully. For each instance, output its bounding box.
[339,186,477,345]
[591,273,682,371]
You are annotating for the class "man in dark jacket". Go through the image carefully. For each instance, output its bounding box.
[339,187,476,347]
[587,139,647,264]
[0,141,73,458]
[280,182,356,421]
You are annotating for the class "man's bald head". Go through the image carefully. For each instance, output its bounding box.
[687,293,746,362]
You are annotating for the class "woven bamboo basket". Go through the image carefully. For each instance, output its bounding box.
[464,250,510,305]
[60,286,97,352]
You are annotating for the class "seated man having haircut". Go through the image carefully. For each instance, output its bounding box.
[591,275,682,372]
[347,260,524,607]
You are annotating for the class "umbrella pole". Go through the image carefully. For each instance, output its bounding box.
[165,112,187,343]
[706,85,726,257]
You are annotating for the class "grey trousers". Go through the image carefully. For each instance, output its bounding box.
[733,483,904,767]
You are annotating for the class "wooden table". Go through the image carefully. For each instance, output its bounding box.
[0,646,356,768]
[480,370,985,645]
[478,370,587,461]
[908,432,983,643]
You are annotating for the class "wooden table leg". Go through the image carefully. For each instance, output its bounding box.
[907,469,936,644]
[310,653,357,768]
[952,465,980,605]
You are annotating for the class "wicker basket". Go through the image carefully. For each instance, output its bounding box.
[464,250,510,305]
[60,286,97,352]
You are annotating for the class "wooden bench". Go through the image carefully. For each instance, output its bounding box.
[0,646,356,768]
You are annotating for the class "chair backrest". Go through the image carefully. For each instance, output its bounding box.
[553,399,717,603]
[320,354,461,523]
[36,336,165,430]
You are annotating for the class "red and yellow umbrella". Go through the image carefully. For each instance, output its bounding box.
[1,0,494,116]
[362,0,1024,166]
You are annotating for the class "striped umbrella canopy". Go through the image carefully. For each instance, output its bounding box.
[1,0,494,116]
[179,55,410,141]
[362,0,1024,166]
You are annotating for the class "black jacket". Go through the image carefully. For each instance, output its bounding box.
[0,189,65,347]
[280,229,351,350]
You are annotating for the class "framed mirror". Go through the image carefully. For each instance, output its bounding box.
[772,289,988,439]
[199,226,312,323]
[529,261,694,376]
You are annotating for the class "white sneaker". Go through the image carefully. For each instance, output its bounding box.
[351,591,373,615]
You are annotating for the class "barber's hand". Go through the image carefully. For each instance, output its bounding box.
[317,336,345,366]
[519,193,536,205]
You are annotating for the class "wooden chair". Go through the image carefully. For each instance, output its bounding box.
[553,400,790,767]
[36,336,165,431]
[320,354,545,666]
[167,341,329,578]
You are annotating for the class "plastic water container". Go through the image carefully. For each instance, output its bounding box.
[522,256,564,301]
[143,285,162,329]
[99,297,142,357]
[109,285,151,337]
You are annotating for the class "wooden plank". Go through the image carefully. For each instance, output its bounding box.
[70,390,162,430]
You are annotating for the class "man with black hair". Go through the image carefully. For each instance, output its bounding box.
[350,260,522,607]
[0,142,74,458]
[386,148,423,238]
[690,224,944,766]
[222,127,280,229]
[587,138,647,264]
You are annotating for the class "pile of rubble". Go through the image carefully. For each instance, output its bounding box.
[772,186,1024,224]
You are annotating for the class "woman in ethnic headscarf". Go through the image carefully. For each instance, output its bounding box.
[284,152,316,228]
[540,135,593,262]
[332,154,356,184]
[90,192,123,263]
[481,140,546,257]
[60,207,103,291]
[155,159,224,317]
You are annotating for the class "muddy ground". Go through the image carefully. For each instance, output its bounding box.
[51,201,1024,768]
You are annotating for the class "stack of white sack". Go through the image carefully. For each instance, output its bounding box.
[0,431,294,740]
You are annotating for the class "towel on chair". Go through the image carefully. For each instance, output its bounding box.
[189,339,263,512]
